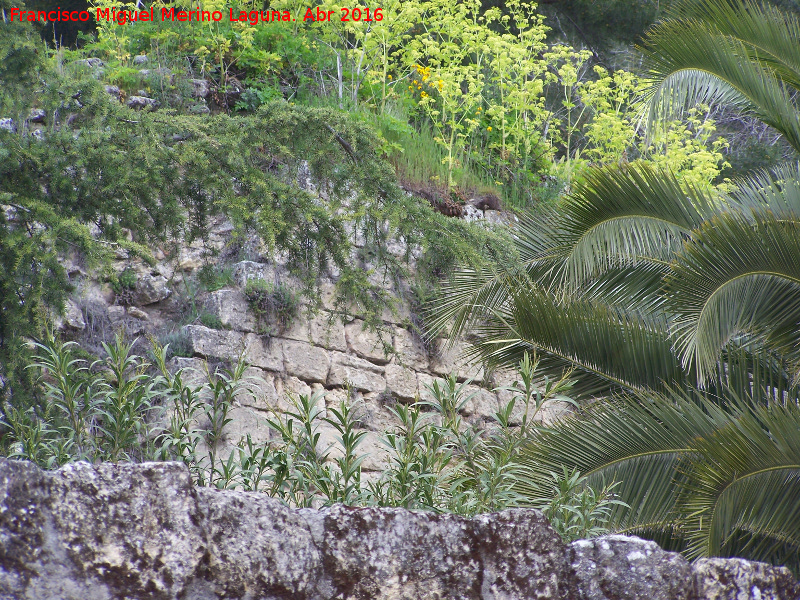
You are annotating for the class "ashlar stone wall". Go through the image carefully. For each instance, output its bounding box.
[59,214,554,469]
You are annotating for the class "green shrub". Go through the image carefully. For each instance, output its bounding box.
[110,267,138,306]
[199,312,225,330]
[110,267,137,294]
[198,264,234,292]
[243,279,299,336]
[159,329,193,360]
[236,85,283,112]
[532,468,626,542]
[2,335,623,535]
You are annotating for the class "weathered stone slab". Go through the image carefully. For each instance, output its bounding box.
[308,311,347,352]
[384,363,418,402]
[135,273,171,304]
[568,535,693,600]
[0,460,205,600]
[328,352,386,393]
[231,260,274,287]
[1,460,798,600]
[345,319,390,364]
[461,384,500,419]
[203,288,257,332]
[183,325,283,371]
[393,327,430,370]
[282,339,330,383]
[430,339,484,382]
[693,557,800,600]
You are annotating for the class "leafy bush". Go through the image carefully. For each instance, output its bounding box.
[158,329,193,360]
[243,279,299,336]
[110,267,137,293]
[533,468,626,542]
[110,267,138,306]
[2,338,619,536]
[198,312,225,330]
[198,264,234,292]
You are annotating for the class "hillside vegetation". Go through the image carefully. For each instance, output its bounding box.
[2,0,800,572]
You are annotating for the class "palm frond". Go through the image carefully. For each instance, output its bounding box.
[468,284,687,399]
[641,1,800,152]
[732,161,800,218]
[666,211,800,380]
[667,0,800,90]
[554,163,722,288]
[680,399,800,569]
[515,393,732,550]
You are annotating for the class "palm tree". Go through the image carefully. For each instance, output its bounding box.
[428,0,800,568]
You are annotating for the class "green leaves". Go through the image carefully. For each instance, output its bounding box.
[667,211,800,379]
[423,0,800,569]
[641,0,800,152]
[516,388,800,568]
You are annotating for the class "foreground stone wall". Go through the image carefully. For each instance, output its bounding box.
[1,459,797,600]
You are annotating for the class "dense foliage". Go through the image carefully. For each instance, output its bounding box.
[56,0,736,204]
[3,0,800,571]
[0,17,513,405]
[3,333,622,539]
[429,0,800,569]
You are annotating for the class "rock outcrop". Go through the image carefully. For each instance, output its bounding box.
[1,459,797,600]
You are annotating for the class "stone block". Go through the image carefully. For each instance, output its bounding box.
[461,385,499,420]
[232,260,275,287]
[345,319,390,364]
[693,557,800,600]
[245,334,284,372]
[358,431,391,472]
[64,299,86,330]
[204,288,257,332]
[384,363,418,402]
[126,95,159,110]
[416,372,447,403]
[282,340,330,383]
[393,327,430,370]
[380,297,413,326]
[178,247,204,272]
[280,316,309,343]
[276,376,312,402]
[308,311,347,352]
[167,357,208,387]
[429,339,484,382]
[492,368,520,405]
[219,406,272,452]
[568,535,693,600]
[136,273,171,305]
[127,306,149,321]
[237,368,280,412]
[328,352,386,393]
[183,326,283,372]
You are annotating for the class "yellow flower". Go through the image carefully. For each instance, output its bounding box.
[487,126,492,131]
[388,74,392,80]
[477,107,482,112]
[413,80,418,84]
[409,85,413,90]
